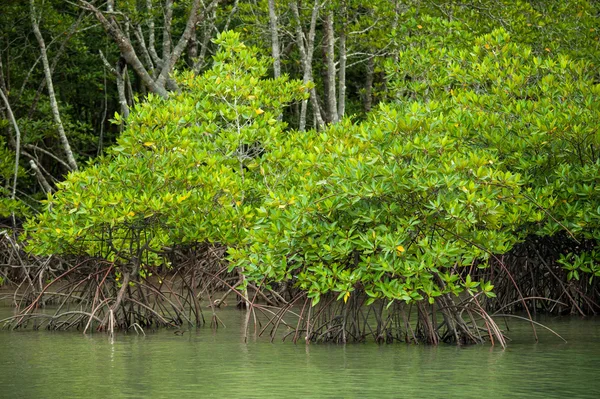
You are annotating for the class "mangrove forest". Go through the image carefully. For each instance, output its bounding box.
[1,0,600,348]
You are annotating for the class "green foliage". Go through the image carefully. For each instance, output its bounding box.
[387,26,600,282]
[18,1,600,310]
[231,25,600,305]
[24,31,306,269]
[0,137,29,219]
[230,100,530,306]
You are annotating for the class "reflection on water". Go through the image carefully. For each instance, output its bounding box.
[0,307,599,398]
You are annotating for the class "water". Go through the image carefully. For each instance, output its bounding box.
[1,307,599,398]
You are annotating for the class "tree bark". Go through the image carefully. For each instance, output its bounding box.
[29,160,53,194]
[31,0,78,171]
[79,0,207,98]
[99,52,129,120]
[324,10,338,123]
[79,0,169,98]
[146,0,160,67]
[290,0,324,131]
[268,0,281,79]
[0,89,21,200]
[364,56,374,112]
[337,0,347,119]
[161,0,174,66]
[156,0,214,88]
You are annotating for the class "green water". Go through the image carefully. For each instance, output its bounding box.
[0,307,599,399]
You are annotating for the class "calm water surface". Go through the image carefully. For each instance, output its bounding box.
[0,307,599,398]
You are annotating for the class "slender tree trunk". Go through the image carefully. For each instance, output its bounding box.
[155,0,205,89]
[337,0,347,119]
[80,0,169,97]
[364,56,374,112]
[291,2,308,131]
[29,160,52,194]
[99,52,130,120]
[268,0,281,78]
[187,21,198,65]
[146,0,160,68]
[0,89,20,200]
[81,0,207,98]
[117,61,130,120]
[393,0,401,64]
[193,5,218,74]
[324,10,338,123]
[162,0,174,66]
[31,0,78,171]
[290,0,324,131]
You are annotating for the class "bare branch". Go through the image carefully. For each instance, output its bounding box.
[79,0,169,98]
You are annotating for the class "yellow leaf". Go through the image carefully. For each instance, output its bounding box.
[55,228,61,233]
[177,193,191,203]
[278,204,286,209]
[236,201,242,206]
[396,245,405,254]
[143,142,155,147]
[484,44,490,49]
[127,211,135,217]
[343,292,351,303]
[417,25,423,29]
[545,48,551,52]
[255,108,264,115]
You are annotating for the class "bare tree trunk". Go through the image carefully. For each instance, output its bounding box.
[117,63,130,120]
[193,5,218,74]
[268,0,281,79]
[0,89,21,200]
[146,0,160,68]
[99,52,129,120]
[337,0,347,119]
[29,160,53,194]
[0,48,7,93]
[324,10,338,123]
[393,0,401,64]
[80,0,209,98]
[364,56,374,112]
[30,0,78,171]
[79,1,168,97]
[290,0,324,131]
[162,0,174,66]
[187,19,198,65]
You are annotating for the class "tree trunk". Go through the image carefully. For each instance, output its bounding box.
[364,56,374,112]
[337,1,347,119]
[290,0,324,131]
[80,0,169,97]
[116,61,130,120]
[268,0,281,79]
[324,11,338,123]
[99,52,129,120]
[80,0,207,98]
[31,0,78,171]
[0,89,21,200]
